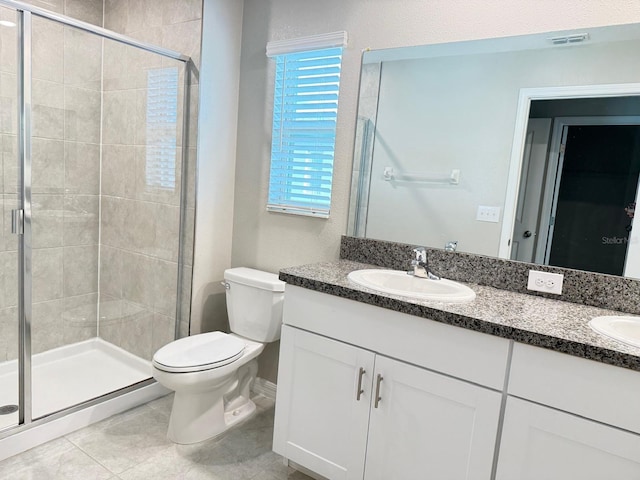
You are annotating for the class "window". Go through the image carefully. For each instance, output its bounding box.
[145,67,179,191]
[266,33,347,218]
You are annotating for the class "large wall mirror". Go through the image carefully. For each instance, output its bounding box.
[347,23,640,279]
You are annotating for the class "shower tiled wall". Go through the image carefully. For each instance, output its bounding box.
[0,0,105,362]
[0,0,201,363]
[98,0,201,360]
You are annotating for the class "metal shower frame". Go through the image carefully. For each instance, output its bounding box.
[0,0,193,434]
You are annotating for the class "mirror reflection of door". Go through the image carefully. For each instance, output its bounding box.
[513,107,640,277]
[511,118,552,263]
[548,123,640,276]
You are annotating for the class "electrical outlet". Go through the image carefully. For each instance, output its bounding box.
[527,270,563,295]
[476,206,501,223]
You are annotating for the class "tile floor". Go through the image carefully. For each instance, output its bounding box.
[0,394,315,480]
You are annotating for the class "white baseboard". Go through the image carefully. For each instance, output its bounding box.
[252,377,276,400]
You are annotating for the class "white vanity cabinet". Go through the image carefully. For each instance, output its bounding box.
[495,397,640,479]
[273,286,509,480]
[272,326,373,479]
[495,342,640,479]
[363,354,501,480]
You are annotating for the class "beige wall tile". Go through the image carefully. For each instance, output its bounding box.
[104,0,127,34]
[31,299,64,354]
[32,139,64,193]
[161,20,202,67]
[64,142,100,195]
[32,104,65,141]
[33,78,64,110]
[99,246,122,299]
[0,195,18,253]
[2,135,17,196]
[23,0,63,13]
[162,0,202,26]
[121,251,154,308]
[120,301,153,359]
[64,0,103,27]
[102,39,129,92]
[153,203,180,262]
[32,194,64,248]
[124,200,157,256]
[126,0,163,34]
[63,27,102,90]
[101,145,136,198]
[64,86,101,143]
[0,306,18,361]
[0,251,17,308]
[102,90,137,145]
[0,8,18,75]
[32,247,63,302]
[63,293,98,344]
[97,294,123,345]
[32,17,63,82]
[153,258,178,316]
[63,195,99,246]
[152,311,175,355]
[63,245,98,297]
[100,195,125,249]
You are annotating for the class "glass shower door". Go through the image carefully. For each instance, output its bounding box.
[0,5,20,431]
[26,14,186,420]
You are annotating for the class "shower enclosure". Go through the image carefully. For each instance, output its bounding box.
[0,1,194,438]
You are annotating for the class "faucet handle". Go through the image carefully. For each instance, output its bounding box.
[413,247,427,263]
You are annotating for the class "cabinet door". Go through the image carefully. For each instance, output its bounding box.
[496,397,640,480]
[273,326,375,480]
[364,355,502,480]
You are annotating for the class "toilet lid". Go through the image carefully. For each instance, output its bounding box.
[152,332,245,373]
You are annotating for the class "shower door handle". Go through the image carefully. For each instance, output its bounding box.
[11,209,24,235]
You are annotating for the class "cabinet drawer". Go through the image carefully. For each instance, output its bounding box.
[496,397,640,480]
[283,285,510,390]
[509,342,640,434]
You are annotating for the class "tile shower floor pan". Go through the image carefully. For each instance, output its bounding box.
[0,338,151,431]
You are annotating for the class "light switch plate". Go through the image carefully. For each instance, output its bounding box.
[527,270,563,295]
[476,206,501,223]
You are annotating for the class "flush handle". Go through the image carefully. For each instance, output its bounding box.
[374,374,383,408]
[220,281,230,290]
[356,367,365,401]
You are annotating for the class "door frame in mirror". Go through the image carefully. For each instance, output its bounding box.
[499,83,640,259]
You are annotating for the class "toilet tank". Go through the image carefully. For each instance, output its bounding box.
[224,267,285,342]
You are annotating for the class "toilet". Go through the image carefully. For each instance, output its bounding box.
[152,267,285,444]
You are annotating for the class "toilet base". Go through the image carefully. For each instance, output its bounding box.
[166,360,259,444]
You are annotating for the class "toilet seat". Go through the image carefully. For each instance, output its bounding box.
[152,332,245,373]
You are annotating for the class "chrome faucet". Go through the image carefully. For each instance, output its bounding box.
[410,247,440,280]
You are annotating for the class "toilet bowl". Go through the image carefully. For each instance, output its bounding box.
[152,268,285,444]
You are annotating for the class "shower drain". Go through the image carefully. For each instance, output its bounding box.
[0,405,18,415]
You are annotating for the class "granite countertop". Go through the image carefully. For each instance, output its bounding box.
[279,260,640,372]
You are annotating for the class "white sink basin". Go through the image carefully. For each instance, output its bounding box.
[347,269,476,303]
[589,316,640,349]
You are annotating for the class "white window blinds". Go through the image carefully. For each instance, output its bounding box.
[266,33,346,218]
[145,67,179,191]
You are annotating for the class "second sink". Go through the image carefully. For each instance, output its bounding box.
[347,269,476,303]
[589,316,640,349]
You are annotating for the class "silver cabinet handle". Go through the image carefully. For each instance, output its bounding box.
[356,367,365,401]
[374,374,383,408]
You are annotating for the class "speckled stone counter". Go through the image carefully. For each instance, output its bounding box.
[279,260,640,372]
